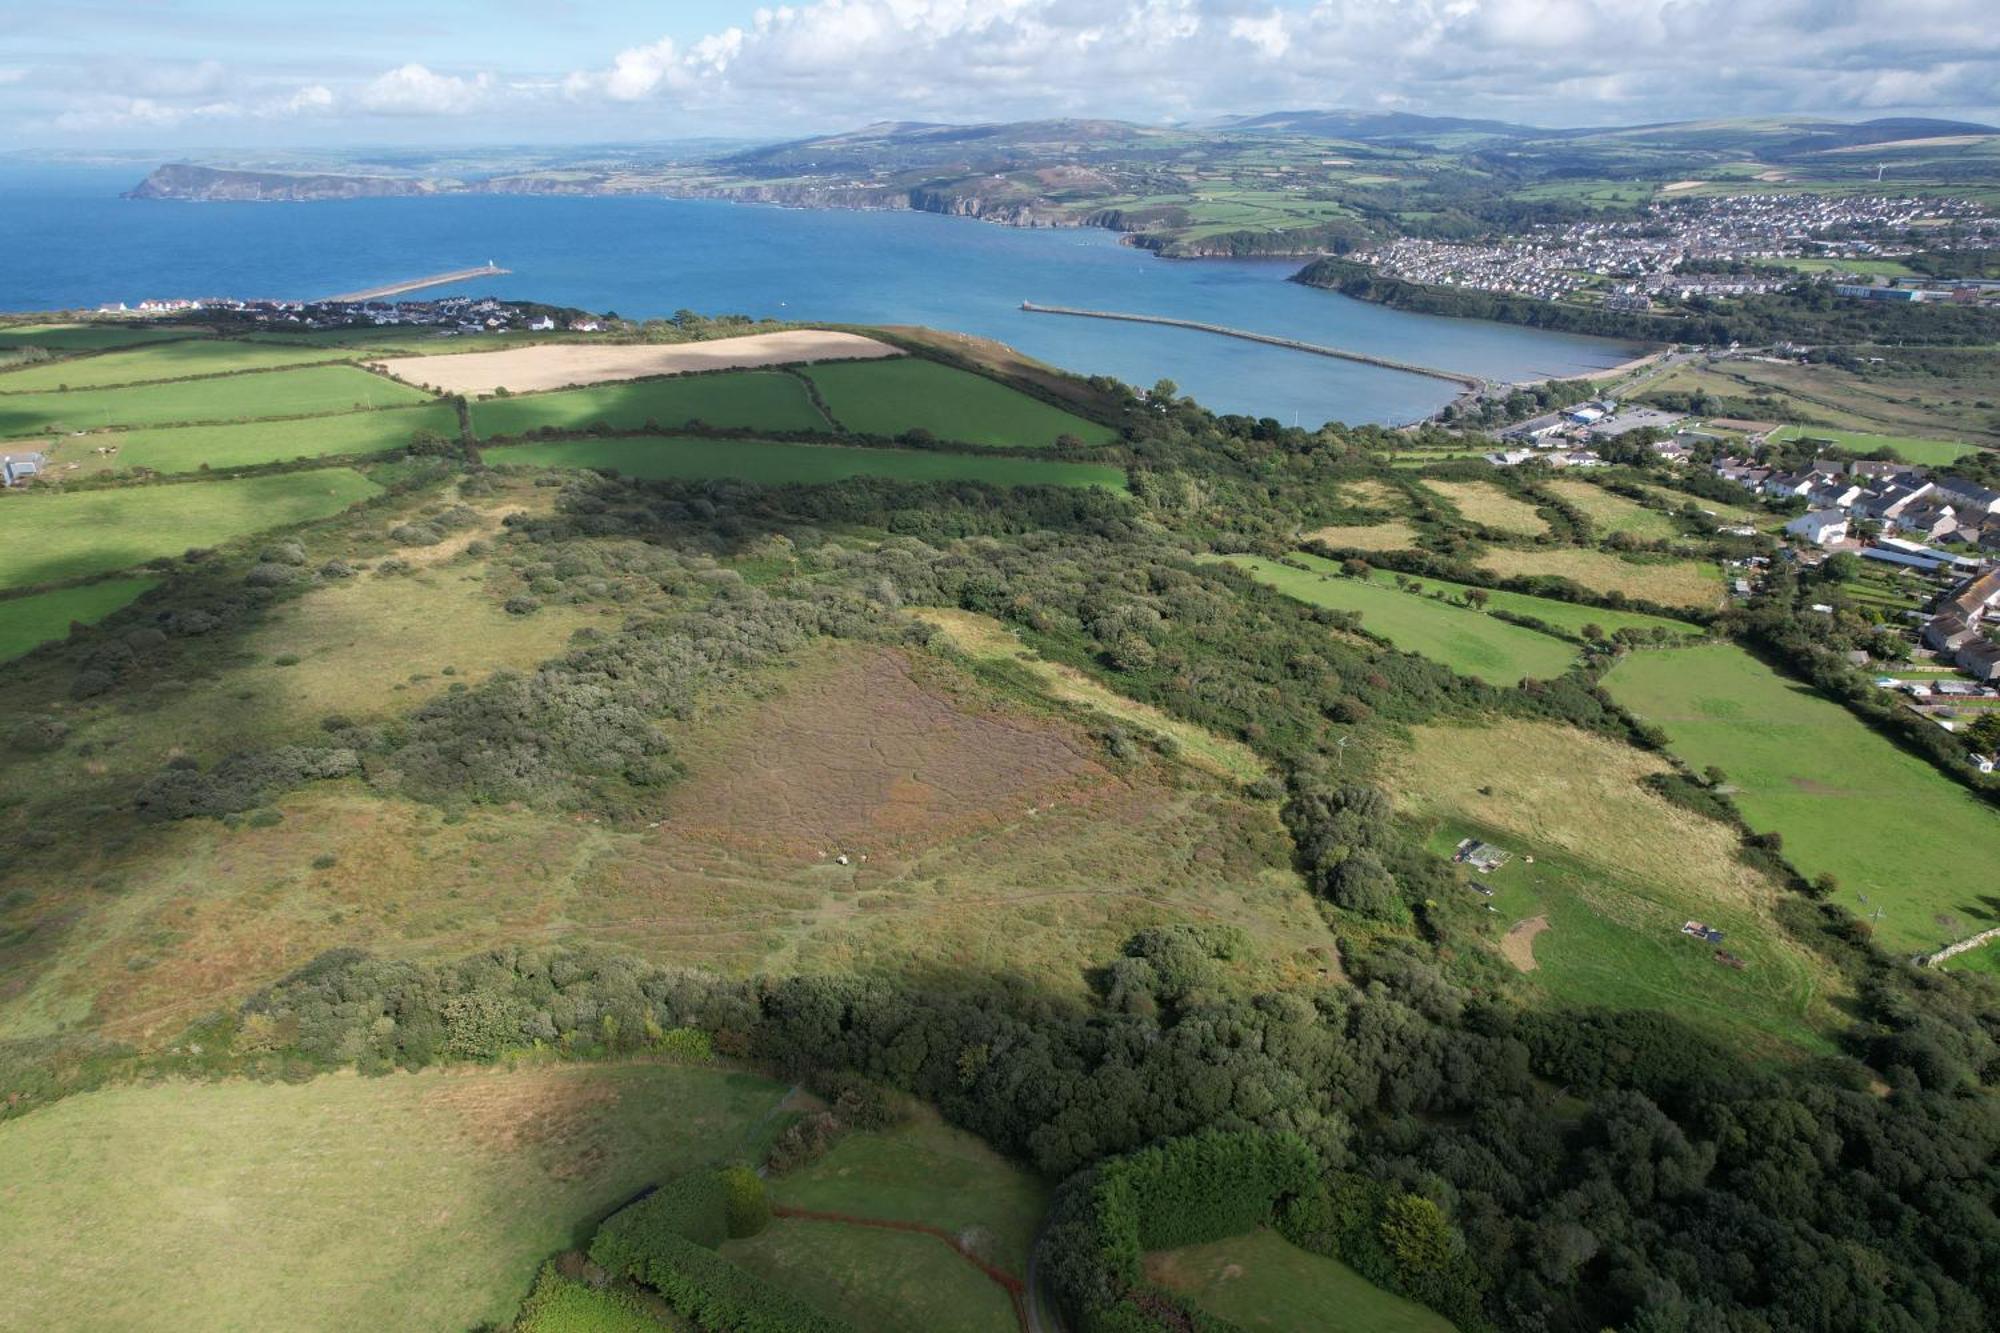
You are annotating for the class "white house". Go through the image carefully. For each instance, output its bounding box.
[527,315,557,332]
[1,451,45,486]
[1785,509,1849,546]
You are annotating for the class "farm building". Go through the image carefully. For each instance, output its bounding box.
[1,451,45,487]
[1453,838,1511,873]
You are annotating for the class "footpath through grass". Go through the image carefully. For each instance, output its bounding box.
[59,402,460,476]
[805,358,1116,447]
[1147,1229,1456,1333]
[0,1062,791,1333]
[0,577,157,662]
[1605,644,2000,959]
[0,365,432,436]
[489,436,1129,491]
[472,371,827,437]
[1216,553,1581,683]
[0,469,381,589]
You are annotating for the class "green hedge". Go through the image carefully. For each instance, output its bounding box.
[1040,1129,1319,1332]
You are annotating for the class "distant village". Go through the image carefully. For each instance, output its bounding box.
[1361,193,1998,304]
[92,294,602,336]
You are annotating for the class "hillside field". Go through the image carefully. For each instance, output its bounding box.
[0,339,347,392]
[487,436,1128,490]
[1420,479,1550,535]
[0,323,209,351]
[1388,719,1841,1054]
[1604,644,2000,959]
[0,469,381,589]
[1543,479,1679,540]
[52,402,460,476]
[0,365,432,436]
[1340,562,1698,636]
[1765,425,1986,467]
[1476,547,1724,609]
[1216,554,1582,682]
[804,358,1117,447]
[471,371,828,437]
[0,577,157,662]
[0,1063,790,1332]
[1147,1229,1455,1333]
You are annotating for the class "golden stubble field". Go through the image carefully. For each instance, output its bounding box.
[374,329,903,395]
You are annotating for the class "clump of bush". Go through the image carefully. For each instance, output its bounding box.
[7,717,70,754]
[134,747,359,821]
[244,563,301,588]
[319,559,354,579]
[503,595,540,616]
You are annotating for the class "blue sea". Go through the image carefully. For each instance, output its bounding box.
[0,163,1639,427]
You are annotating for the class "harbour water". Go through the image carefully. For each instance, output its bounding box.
[0,163,1641,426]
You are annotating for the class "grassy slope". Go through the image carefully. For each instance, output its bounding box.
[1604,644,2000,958]
[0,577,157,662]
[805,359,1116,448]
[1475,547,1724,610]
[0,470,382,589]
[1766,424,1985,467]
[0,1063,789,1332]
[0,365,431,435]
[1147,1229,1455,1333]
[724,1221,1015,1333]
[1420,479,1550,536]
[472,371,827,437]
[0,324,209,351]
[1388,719,1840,1054]
[1303,557,1697,636]
[914,607,1269,784]
[1544,479,1679,540]
[722,1109,1046,1332]
[487,436,1128,490]
[56,403,460,476]
[0,340,347,392]
[1216,554,1581,682]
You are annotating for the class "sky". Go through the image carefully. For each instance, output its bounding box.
[3,1,1996,150]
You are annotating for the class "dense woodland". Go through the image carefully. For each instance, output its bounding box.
[4,359,1999,1333]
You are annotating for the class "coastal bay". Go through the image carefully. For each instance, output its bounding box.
[1,164,1641,426]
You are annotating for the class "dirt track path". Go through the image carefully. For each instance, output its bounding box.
[771,1204,1030,1333]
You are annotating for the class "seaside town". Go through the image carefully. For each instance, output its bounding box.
[1360,193,2000,303]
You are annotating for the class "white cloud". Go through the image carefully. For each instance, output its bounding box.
[0,67,30,88]
[359,63,492,116]
[549,0,2000,128]
[283,84,336,115]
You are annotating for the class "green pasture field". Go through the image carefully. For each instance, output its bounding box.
[472,371,828,437]
[488,436,1129,491]
[1770,257,1921,278]
[0,577,157,662]
[0,1063,790,1333]
[55,402,460,476]
[0,469,381,589]
[1323,560,1698,636]
[1766,424,1985,467]
[1544,479,1680,540]
[1604,644,2000,960]
[1474,547,1724,610]
[1390,718,1842,1055]
[0,339,348,392]
[0,365,432,436]
[804,358,1117,448]
[763,1110,1049,1274]
[1636,483,1772,526]
[723,1221,1015,1333]
[1214,554,1581,682]
[0,323,209,352]
[1147,1229,1455,1333]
